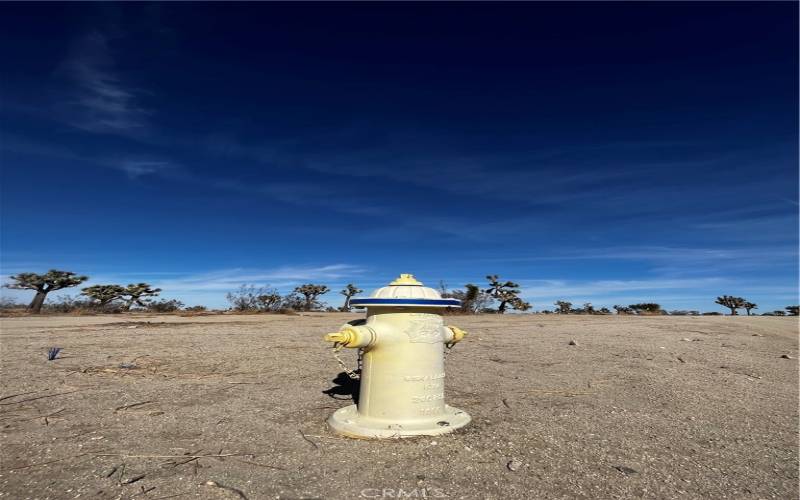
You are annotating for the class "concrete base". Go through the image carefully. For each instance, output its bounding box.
[327,404,471,439]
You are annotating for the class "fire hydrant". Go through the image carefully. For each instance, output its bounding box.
[324,274,471,438]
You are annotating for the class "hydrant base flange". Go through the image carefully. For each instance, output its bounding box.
[328,404,471,439]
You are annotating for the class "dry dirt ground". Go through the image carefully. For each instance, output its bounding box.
[0,313,797,500]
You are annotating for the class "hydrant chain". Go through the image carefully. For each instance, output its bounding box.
[332,343,361,380]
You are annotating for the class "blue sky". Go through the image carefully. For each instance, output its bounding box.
[1,3,797,311]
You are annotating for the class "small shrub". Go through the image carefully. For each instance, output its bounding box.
[669,310,700,316]
[47,347,62,361]
[629,303,663,315]
[146,299,184,312]
[0,297,21,310]
[184,305,207,312]
[42,295,107,314]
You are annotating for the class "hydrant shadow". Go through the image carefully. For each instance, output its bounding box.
[322,371,360,405]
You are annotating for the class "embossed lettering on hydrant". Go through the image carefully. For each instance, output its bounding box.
[403,314,444,343]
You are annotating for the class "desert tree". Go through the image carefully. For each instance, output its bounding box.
[256,291,283,311]
[613,305,633,315]
[772,310,786,316]
[81,284,125,307]
[484,275,531,313]
[598,307,611,315]
[340,283,363,312]
[743,301,758,316]
[121,283,161,310]
[786,305,799,316]
[281,292,306,311]
[4,270,88,314]
[629,303,663,315]
[715,295,745,315]
[443,283,492,314]
[294,284,330,311]
[581,303,596,315]
[227,284,261,311]
[555,301,572,314]
[461,283,493,313]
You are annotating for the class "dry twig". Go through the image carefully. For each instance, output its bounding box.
[96,452,247,459]
[0,390,81,406]
[115,400,155,412]
[298,429,319,450]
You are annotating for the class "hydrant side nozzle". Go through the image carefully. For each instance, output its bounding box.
[324,328,354,345]
[446,325,467,344]
[324,326,375,348]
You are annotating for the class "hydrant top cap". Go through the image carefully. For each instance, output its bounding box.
[389,274,423,286]
[349,274,461,309]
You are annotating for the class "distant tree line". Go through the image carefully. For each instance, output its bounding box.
[2,270,190,314]
[225,283,366,313]
[544,297,798,316]
[2,269,798,317]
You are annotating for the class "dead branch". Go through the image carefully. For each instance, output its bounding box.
[0,390,81,406]
[0,390,42,402]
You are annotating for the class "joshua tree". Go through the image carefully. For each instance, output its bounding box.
[81,284,125,307]
[120,283,161,310]
[462,283,492,313]
[786,305,799,316]
[443,284,493,314]
[715,295,746,315]
[484,275,531,314]
[629,303,663,315]
[340,284,363,312]
[743,302,758,316]
[294,284,330,311]
[555,301,572,314]
[613,305,633,315]
[4,270,88,314]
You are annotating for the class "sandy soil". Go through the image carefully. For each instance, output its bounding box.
[0,313,797,500]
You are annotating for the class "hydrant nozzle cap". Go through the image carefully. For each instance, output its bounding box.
[389,274,423,286]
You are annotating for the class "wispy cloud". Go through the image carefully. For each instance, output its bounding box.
[111,159,176,179]
[147,264,366,292]
[1,133,176,180]
[60,32,151,136]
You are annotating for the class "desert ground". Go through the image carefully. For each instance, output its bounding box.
[0,313,797,500]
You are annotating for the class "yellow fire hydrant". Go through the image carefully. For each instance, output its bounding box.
[324,274,471,438]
